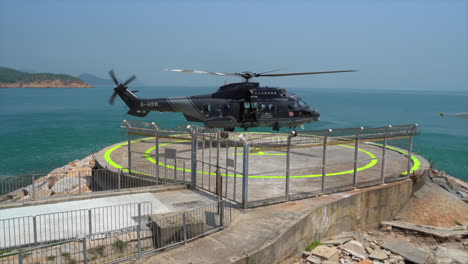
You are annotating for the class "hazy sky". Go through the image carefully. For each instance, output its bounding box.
[1,0,466,90]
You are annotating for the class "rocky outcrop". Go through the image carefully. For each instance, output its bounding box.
[0,80,93,88]
[429,169,468,203]
[0,155,96,202]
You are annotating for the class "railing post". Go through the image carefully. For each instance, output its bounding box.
[381,125,390,183]
[118,170,122,190]
[182,212,187,244]
[189,126,198,189]
[353,127,363,188]
[220,200,225,227]
[216,132,222,214]
[152,122,160,182]
[407,124,416,177]
[321,129,332,193]
[78,171,82,194]
[33,216,38,245]
[285,131,296,201]
[31,175,36,200]
[18,251,23,264]
[88,209,92,235]
[82,237,88,264]
[137,203,142,257]
[240,134,249,209]
[124,120,132,174]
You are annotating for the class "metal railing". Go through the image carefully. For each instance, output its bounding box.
[0,202,152,250]
[0,123,421,210]
[0,200,233,264]
[0,168,169,205]
[118,122,420,209]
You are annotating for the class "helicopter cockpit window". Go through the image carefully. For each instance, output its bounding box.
[288,101,299,110]
[244,102,250,108]
[298,99,308,108]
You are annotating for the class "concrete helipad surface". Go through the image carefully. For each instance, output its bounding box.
[94,133,423,204]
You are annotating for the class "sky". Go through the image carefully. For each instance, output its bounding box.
[0,0,467,90]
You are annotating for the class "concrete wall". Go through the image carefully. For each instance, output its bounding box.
[236,179,413,264]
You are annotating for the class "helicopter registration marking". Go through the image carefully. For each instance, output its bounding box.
[141,102,159,107]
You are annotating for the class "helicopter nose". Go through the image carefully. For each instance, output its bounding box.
[310,109,320,121]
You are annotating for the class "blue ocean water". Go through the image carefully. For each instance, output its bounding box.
[0,86,467,181]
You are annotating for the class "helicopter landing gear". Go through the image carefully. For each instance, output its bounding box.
[224,127,235,132]
[273,122,279,131]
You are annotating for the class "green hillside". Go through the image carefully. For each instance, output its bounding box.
[0,67,83,83]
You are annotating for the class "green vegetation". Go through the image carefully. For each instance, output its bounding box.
[60,252,76,264]
[89,245,106,257]
[111,239,127,253]
[305,241,323,251]
[0,66,83,83]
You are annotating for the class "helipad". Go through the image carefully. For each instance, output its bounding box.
[94,132,422,204]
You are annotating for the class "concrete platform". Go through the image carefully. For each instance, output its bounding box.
[0,189,219,249]
[141,179,420,264]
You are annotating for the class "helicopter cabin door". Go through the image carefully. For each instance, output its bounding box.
[257,102,276,122]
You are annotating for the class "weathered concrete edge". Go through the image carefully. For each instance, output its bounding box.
[0,184,186,210]
[232,179,414,264]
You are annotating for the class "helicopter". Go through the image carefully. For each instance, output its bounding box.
[108,69,356,131]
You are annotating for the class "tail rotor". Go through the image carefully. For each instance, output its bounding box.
[108,70,137,105]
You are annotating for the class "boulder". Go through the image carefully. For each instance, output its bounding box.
[382,241,429,264]
[369,249,388,261]
[306,255,322,264]
[311,246,340,262]
[339,240,366,260]
[434,246,468,264]
[323,238,352,246]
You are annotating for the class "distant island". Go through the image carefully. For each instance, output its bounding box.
[79,73,145,86]
[0,67,93,88]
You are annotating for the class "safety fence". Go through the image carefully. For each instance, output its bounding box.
[121,121,421,208]
[0,200,233,264]
[0,122,421,210]
[0,202,152,250]
[0,168,166,205]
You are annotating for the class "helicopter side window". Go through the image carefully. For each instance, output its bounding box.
[288,101,299,110]
[244,102,250,108]
[204,104,211,112]
[298,99,308,108]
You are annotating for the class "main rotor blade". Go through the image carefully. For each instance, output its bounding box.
[257,68,287,75]
[163,68,237,76]
[123,75,136,86]
[109,91,118,105]
[258,70,357,77]
[109,70,119,85]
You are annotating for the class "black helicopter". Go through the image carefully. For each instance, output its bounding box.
[108,69,356,131]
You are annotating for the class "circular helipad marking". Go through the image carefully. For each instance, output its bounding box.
[143,141,377,178]
[103,137,421,178]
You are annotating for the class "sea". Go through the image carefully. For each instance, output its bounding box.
[0,86,467,181]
